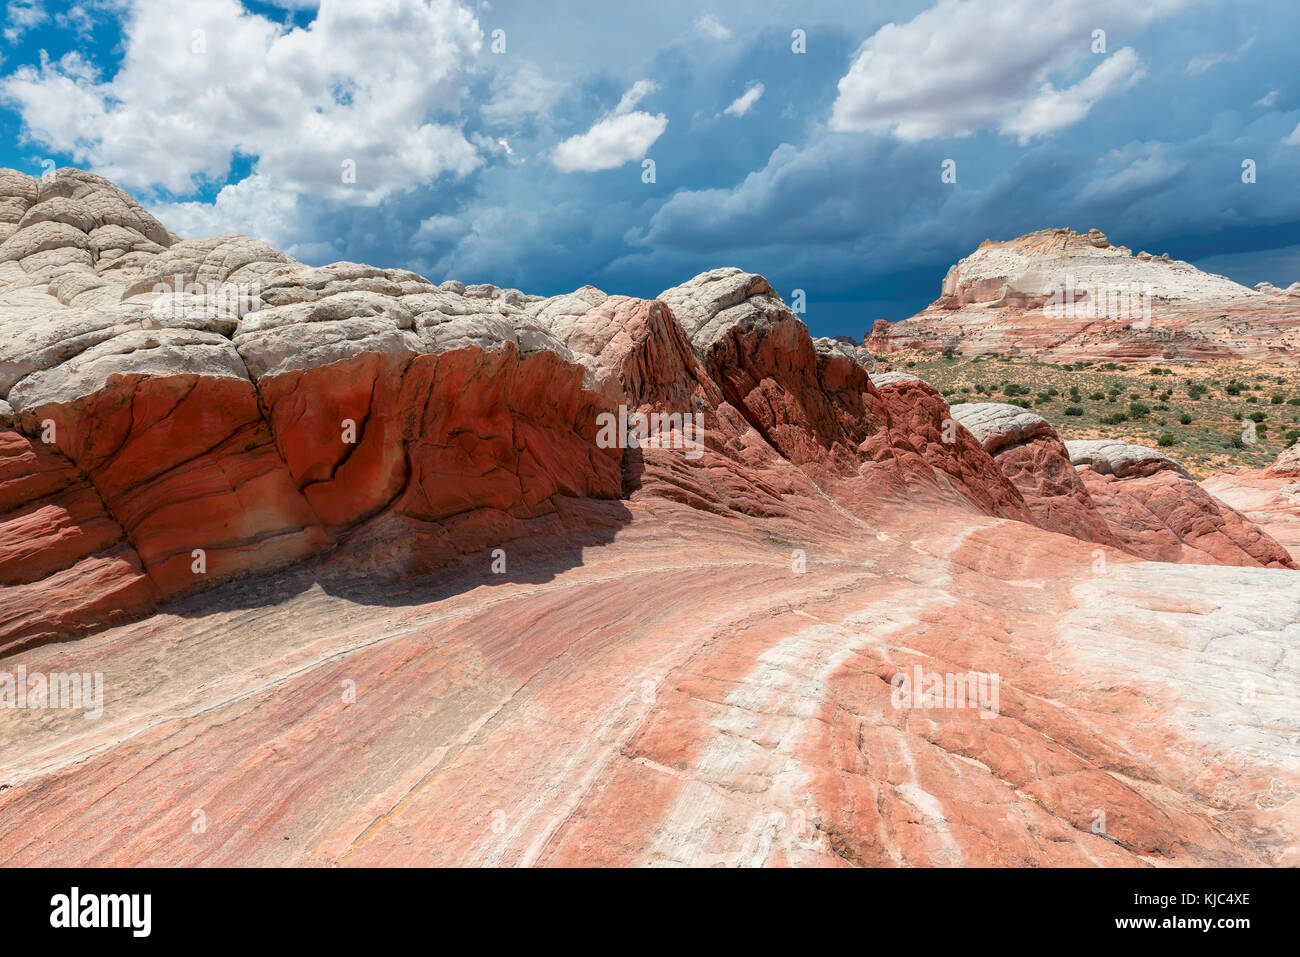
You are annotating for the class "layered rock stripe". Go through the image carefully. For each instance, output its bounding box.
[2,170,1298,866]
[867,227,1300,364]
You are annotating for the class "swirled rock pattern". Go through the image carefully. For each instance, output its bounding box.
[2,170,1298,868]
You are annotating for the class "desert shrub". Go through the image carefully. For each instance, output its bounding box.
[1272,393,1285,404]
[1286,430,1300,446]
[1249,411,1266,422]
[1157,434,1175,447]
[1064,406,1084,416]
[1129,402,1151,418]
[1089,391,1104,401]
[1179,413,1192,424]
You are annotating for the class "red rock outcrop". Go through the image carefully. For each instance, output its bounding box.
[0,423,157,646]
[949,402,1117,546]
[3,170,1298,868]
[658,269,1032,524]
[1200,444,1300,564]
[1067,440,1296,568]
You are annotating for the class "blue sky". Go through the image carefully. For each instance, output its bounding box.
[1,0,1298,338]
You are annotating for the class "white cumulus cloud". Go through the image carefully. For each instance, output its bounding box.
[0,0,485,204]
[615,79,659,116]
[3,0,48,44]
[553,80,666,172]
[723,82,764,118]
[150,173,306,251]
[694,14,730,41]
[553,111,667,172]
[1001,47,1145,143]
[829,0,1186,142]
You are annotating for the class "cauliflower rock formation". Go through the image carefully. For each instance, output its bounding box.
[3,170,1299,869]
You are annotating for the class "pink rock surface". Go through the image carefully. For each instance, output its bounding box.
[2,172,1298,867]
[1203,453,1300,564]
[3,497,1296,867]
[1067,440,1296,568]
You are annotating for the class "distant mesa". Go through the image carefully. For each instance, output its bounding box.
[867,226,1300,364]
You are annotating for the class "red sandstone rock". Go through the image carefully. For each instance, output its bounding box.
[950,403,1117,546]
[22,374,331,598]
[1201,448,1300,564]
[1067,440,1296,568]
[2,170,1298,868]
[0,428,156,650]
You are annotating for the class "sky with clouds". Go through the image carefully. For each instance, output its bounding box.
[1,0,1298,337]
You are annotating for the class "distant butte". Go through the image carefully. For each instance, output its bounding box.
[867,226,1300,363]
